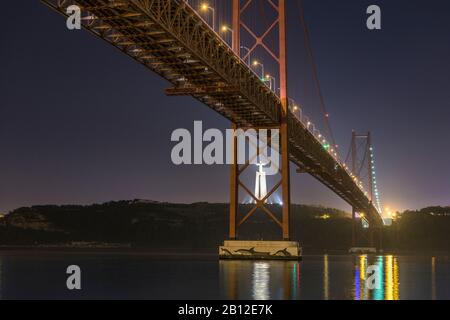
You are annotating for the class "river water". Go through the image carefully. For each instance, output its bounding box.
[0,252,448,300]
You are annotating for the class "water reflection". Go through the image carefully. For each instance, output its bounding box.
[385,255,400,300]
[220,255,406,300]
[431,257,436,300]
[220,260,300,300]
[323,255,329,300]
[252,262,270,300]
[353,255,399,300]
[354,255,368,300]
[0,253,446,299]
[0,258,2,300]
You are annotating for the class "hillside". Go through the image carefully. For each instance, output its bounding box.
[0,201,449,253]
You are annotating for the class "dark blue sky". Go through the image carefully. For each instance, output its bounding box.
[1,0,449,213]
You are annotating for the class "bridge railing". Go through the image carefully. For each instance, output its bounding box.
[183,0,270,89]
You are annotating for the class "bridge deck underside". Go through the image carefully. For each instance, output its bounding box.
[42,0,382,226]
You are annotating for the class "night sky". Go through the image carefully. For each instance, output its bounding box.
[1,0,449,214]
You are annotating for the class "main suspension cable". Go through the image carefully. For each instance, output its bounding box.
[296,0,337,149]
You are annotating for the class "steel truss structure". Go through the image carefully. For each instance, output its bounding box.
[42,0,383,239]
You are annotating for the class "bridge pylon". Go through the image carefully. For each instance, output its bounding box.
[349,131,383,253]
[222,0,300,260]
[228,0,290,241]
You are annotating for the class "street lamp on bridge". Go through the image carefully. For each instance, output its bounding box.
[265,74,276,92]
[240,46,251,65]
[288,98,301,119]
[221,25,234,45]
[200,3,215,31]
[252,60,265,81]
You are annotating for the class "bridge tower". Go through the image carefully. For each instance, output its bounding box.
[350,131,382,250]
[228,0,291,241]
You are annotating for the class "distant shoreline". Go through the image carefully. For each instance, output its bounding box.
[0,245,448,257]
[2,201,450,255]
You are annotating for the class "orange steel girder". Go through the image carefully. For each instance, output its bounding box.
[229,0,291,240]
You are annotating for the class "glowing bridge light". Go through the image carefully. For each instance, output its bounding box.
[252,60,265,81]
[199,3,216,31]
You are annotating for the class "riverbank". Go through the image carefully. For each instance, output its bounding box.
[0,244,448,257]
[1,201,450,254]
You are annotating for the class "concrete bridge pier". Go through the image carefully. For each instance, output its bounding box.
[350,214,383,254]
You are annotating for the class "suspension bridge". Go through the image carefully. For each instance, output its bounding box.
[42,0,385,258]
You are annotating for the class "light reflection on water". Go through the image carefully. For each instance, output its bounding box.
[353,255,400,300]
[220,260,300,300]
[323,255,329,300]
[0,253,447,299]
[0,258,2,300]
[252,262,270,300]
[220,255,447,300]
[431,256,436,300]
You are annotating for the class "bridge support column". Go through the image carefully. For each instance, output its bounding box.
[352,207,356,247]
[226,127,290,239]
[222,126,301,260]
[349,210,380,254]
[229,123,238,240]
[378,226,383,251]
[221,0,299,260]
[279,0,291,241]
[367,226,383,252]
[228,0,240,240]
[226,0,292,241]
[368,227,374,248]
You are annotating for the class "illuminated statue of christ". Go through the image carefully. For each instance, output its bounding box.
[255,162,268,203]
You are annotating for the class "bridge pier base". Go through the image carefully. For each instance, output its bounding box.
[219,240,302,261]
[351,208,356,247]
[369,228,374,247]
[349,225,383,254]
[350,208,383,254]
